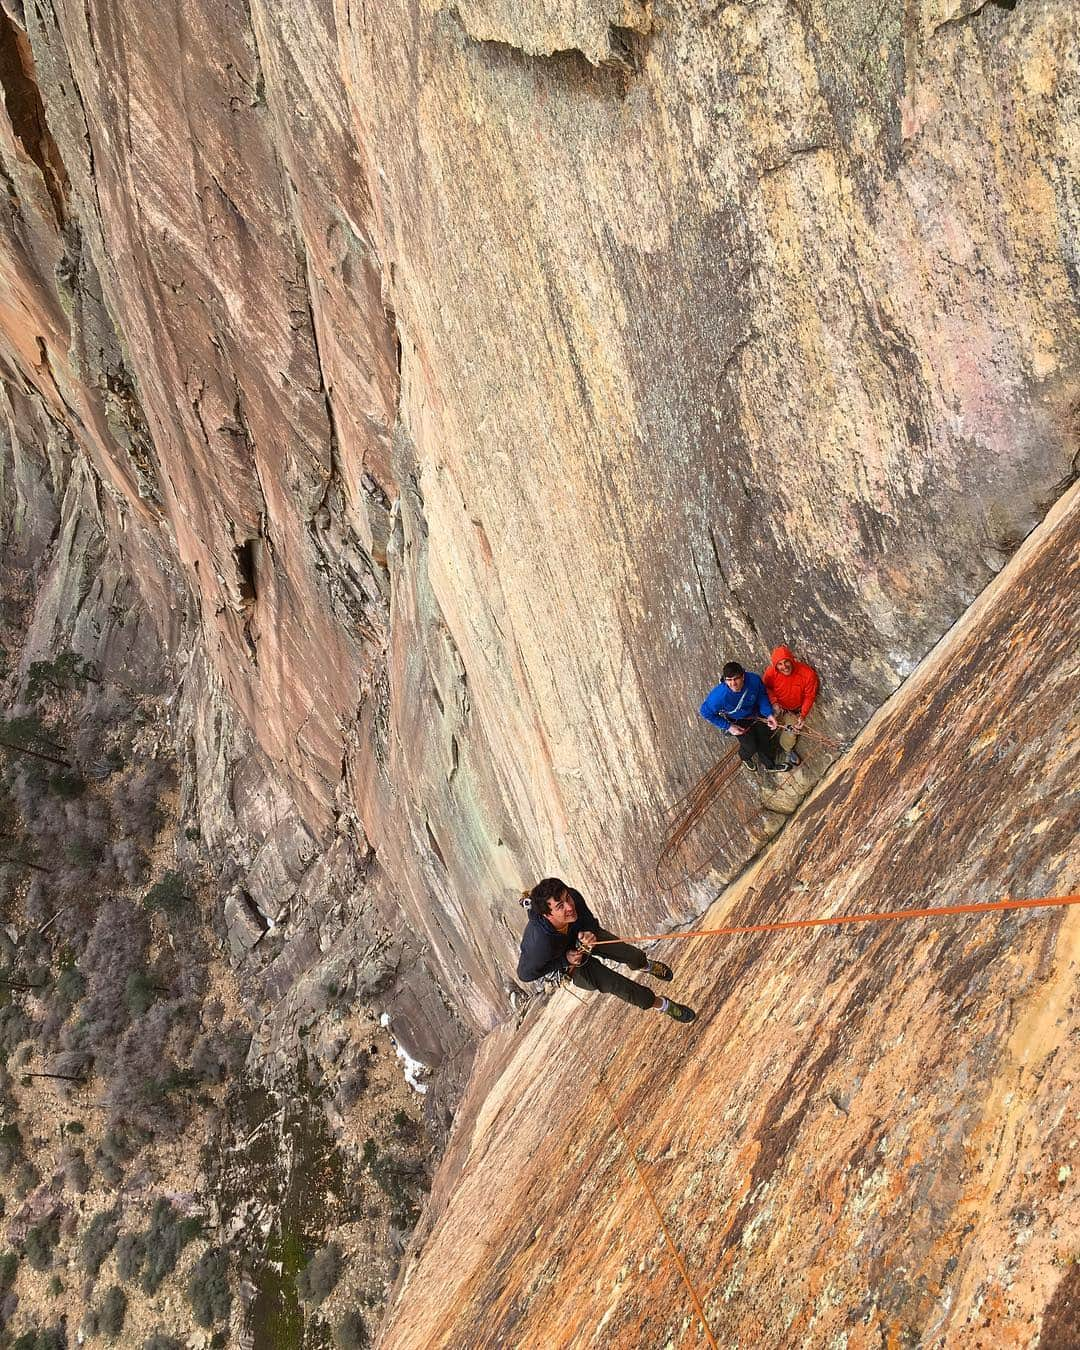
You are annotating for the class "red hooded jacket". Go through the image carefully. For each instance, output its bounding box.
[763,646,819,718]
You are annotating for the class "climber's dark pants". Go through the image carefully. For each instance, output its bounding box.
[730,718,779,769]
[571,927,654,1010]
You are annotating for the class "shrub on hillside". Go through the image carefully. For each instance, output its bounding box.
[140,1198,201,1295]
[63,1147,90,1193]
[296,1242,343,1306]
[49,969,87,1015]
[43,967,86,1042]
[113,763,174,839]
[187,1246,230,1328]
[95,1144,122,1188]
[25,649,96,701]
[334,1062,368,1112]
[0,1004,32,1060]
[98,1285,127,1340]
[94,1125,140,1187]
[124,969,161,1017]
[0,1250,17,1291]
[12,1331,66,1350]
[0,1120,22,1173]
[104,1004,201,1138]
[46,1049,91,1097]
[115,1231,145,1282]
[112,840,148,886]
[24,1215,60,1271]
[63,831,105,869]
[334,1310,369,1350]
[49,771,85,799]
[62,898,150,1076]
[33,1327,65,1350]
[13,1159,40,1199]
[142,1336,183,1350]
[144,871,188,916]
[188,1026,250,1085]
[80,1208,119,1277]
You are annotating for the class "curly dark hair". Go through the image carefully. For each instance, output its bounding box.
[528,877,579,917]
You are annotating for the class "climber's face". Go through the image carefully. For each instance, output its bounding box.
[777,658,794,675]
[724,673,745,693]
[549,891,578,926]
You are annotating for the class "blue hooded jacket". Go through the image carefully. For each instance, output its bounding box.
[699,672,774,730]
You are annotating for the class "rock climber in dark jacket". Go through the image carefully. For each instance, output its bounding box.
[516,877,696,1023]
[699,660,787,772]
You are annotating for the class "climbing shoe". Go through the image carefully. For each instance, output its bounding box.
[764,762,791,774]
[645,959,673,981]
[662,999,696,1024]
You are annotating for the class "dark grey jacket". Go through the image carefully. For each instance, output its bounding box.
[516,887,599,982]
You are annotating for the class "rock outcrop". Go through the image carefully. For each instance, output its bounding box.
[379,475,1080,1348]
[0,0,1076,1187]
[0,0,1077,1342]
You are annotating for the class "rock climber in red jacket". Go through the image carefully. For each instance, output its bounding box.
[763,645,819,743]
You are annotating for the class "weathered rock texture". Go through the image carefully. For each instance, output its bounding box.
[380,479,1080,1348]
[0,0,1077,1341]
[0,0,1076,1079]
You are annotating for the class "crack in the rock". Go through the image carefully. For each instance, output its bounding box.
[932,0,1019,37]
[757,142,830,180]
[0,5,67,223]
[690,548,713,628]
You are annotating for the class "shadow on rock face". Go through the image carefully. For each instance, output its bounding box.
[1040,1262,1080,1350]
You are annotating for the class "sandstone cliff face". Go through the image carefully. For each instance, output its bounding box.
[0,0,1076,1056]
[0,0,1077,1343]
[380,479,1080,1348]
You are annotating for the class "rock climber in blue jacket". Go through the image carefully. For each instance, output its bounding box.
[700,660,788,772]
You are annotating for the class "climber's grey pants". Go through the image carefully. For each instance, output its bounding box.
[571,929,653,1010]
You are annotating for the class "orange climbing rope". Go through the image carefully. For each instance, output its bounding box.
[589,892,1080,949]
[561,995,720,1350]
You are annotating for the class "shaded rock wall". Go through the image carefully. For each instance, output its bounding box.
[338,0,1080,1018]
[379,478,1080,1348]
[0,0,1075,1064]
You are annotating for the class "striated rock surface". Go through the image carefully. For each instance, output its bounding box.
[380,478,1080,1347]
[0,0,1076,1341]
[0,0,1073,1057]
[345,0,1078,1027]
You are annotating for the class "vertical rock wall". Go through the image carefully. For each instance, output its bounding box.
[0,0,1075,1054]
